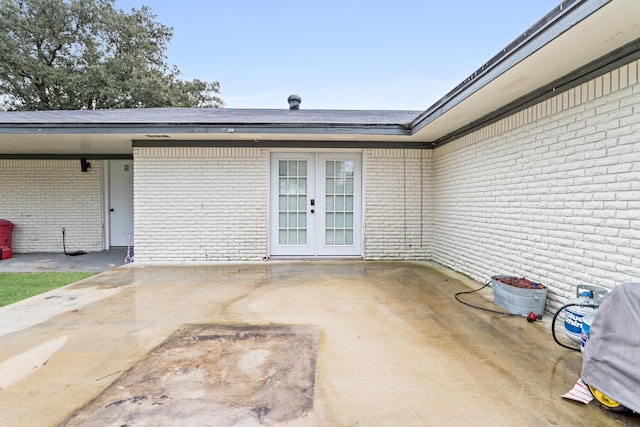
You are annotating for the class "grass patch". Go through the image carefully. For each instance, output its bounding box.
[0,272,95,307]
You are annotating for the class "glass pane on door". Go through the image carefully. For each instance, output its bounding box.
[278,160,307,245]
[324,160,354,246]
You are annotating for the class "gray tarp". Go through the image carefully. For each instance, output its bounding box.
[581,283,640,412]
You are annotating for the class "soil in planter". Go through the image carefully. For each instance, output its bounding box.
[495,276,546,289]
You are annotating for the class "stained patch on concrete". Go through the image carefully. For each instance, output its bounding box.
[61,324,320,426]
[0,336,67,390]
[0,286,123,337]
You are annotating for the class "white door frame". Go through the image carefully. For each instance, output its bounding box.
[103,159,134,248]
[315,152,362,256]
[102,161,110,249]
[268,150,363,258]
[269,152,316,256]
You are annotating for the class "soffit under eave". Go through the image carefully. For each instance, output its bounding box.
[410,0,640,143]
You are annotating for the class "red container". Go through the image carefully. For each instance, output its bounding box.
[0,247,11,260]
[0,220,14,259]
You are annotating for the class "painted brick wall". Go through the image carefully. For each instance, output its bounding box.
[133,146,268,261]
[0,159,103,252]
[431,59,640,309]
[364,149,432,260]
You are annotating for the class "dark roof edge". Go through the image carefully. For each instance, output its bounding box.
[0,153,133,159]
[0,123,412,137]
[132,140,427,149]
[409,0,608,134]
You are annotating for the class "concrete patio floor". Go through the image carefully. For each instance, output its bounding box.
[0,261,638,426]
[0,249,127,272]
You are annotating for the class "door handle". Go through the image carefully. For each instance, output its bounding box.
[310,209,315,214]
[109,209,114,212]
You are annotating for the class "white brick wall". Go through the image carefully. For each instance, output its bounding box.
[0,159,103,252]
[133,146,268,261]
[364,149,432,259]
[134,147,435,261]
[432,59,640,309]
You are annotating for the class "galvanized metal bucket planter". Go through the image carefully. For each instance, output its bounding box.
[491,275,549,317]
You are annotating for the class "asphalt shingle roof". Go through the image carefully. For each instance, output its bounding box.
[0,108,421,127]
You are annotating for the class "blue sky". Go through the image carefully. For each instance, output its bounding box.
[114,0,561,110]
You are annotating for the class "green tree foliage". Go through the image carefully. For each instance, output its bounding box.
[0,0,223,110]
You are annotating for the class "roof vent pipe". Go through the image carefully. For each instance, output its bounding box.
[288,95,301,110]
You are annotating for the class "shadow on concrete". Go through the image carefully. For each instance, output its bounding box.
[0,249,128,272]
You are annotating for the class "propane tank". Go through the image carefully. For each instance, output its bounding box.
[563,285,607,344]
[580,312,596,353]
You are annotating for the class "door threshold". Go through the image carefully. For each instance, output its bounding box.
[265,256,364,261]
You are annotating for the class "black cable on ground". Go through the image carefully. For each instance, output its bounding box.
[457,284,594,351]
[454,281,527,317]
[62,228,87,257]
[551,303,584,352]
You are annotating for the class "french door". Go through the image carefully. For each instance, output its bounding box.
[269,152,362,257]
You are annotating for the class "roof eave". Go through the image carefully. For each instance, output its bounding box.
[409,0,608,135]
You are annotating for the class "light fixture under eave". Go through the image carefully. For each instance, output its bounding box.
[80,157,91,172]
